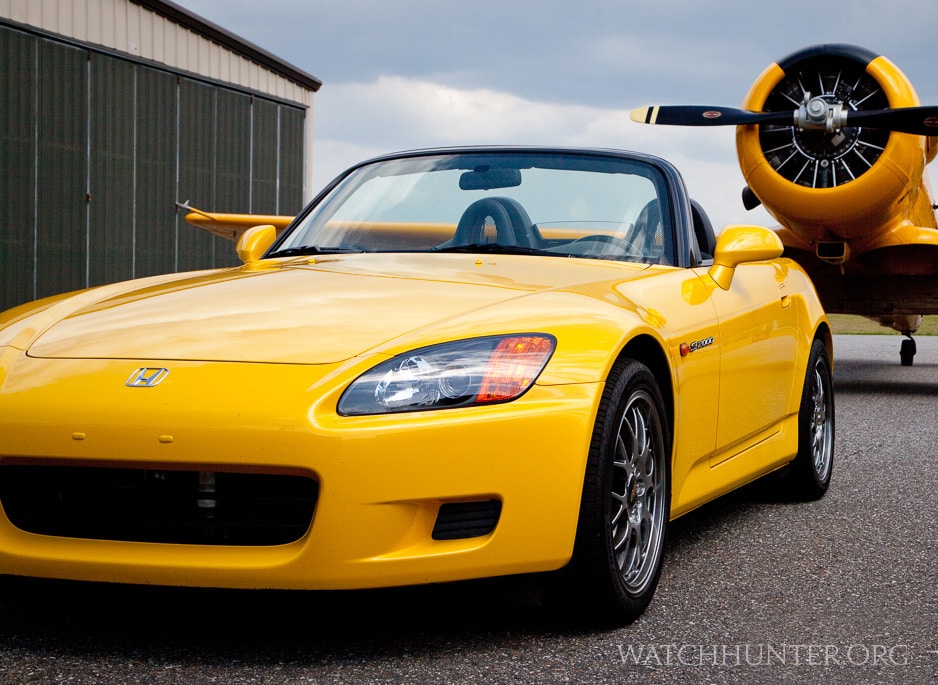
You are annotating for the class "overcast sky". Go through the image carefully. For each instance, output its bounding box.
[180,0,938,229]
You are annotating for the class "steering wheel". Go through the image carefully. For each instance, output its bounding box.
[451,197,539,248]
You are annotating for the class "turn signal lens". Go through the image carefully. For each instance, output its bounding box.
[477,335,556,402]
[337,334,555,416]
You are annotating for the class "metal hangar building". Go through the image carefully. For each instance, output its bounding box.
[0,0,322,311]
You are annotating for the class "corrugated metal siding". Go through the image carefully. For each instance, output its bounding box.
[134,65,176,279]
[89,52,135,286]
[177,77,218,273]
[36,38,87,299]
[216,87,251,214]
[279,106,305,213]
[0,26,35,307]
[0,22,307,311]
[251,97,279,214]
[0,0,317,107]
[2,0,317,217]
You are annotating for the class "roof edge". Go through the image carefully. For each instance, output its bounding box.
[129,0,322,92]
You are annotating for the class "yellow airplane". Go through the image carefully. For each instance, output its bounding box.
[631,44,938,365]
[178,202,293,241]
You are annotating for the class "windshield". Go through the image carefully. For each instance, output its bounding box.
[273,151,675,265]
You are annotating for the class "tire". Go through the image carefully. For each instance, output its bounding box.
[784,338,834,499]
[900,338,915,367]
[560,359,671,625]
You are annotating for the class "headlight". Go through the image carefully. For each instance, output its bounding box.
[337,334,556,416]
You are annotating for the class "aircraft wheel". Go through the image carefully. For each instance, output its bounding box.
[900,337,916,367]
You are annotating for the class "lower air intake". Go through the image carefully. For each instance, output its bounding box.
[432,499,502,540]
[0,464,318,546]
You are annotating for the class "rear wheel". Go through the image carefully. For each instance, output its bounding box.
[784,339,834,499]
[562,359,671,625]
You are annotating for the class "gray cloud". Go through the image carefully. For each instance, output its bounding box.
[180,0,938,227]
[184,0,938,102]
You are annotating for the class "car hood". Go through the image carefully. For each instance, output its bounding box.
[24,254,649,364]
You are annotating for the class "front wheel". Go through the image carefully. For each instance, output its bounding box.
[561,359,671,625]
[900,337,915,367]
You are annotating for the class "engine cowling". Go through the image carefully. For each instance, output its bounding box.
[629,44,938,340]
[736,44,938,262]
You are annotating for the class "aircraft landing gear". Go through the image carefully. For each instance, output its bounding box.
[900,334,916,367]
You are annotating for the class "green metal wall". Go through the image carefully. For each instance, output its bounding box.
[1,26,37,308]
[0,22,307,312]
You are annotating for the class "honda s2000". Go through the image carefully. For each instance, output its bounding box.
[0,147,834,623]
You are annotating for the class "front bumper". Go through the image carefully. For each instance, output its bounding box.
[0,355,601,589]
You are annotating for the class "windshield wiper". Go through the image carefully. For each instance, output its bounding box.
[267,245,366,258]
[432,243,554,256]
[270,244,556,258]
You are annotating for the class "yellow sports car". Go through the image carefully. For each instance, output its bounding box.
[0,147,833,624]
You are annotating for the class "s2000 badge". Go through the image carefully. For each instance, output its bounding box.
[680,337,714,357]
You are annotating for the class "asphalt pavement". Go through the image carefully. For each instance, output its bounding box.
[0,334,936,684]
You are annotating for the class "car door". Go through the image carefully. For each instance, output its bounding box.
[620,269,723,517]
[707,259,798,465]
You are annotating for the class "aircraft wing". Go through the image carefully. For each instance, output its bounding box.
[181,204,294,242]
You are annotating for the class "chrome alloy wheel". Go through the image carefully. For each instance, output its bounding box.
[565,359,671,624]
[610,389,667,596]
[785,338,834,500]
[808,357,834,483]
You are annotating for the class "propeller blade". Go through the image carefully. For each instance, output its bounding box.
[630,105,793,127]
[631,103,938,137]
[846,107,938,136]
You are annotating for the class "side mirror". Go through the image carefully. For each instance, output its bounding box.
[708,225,783,290]
[236,225,278,265]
